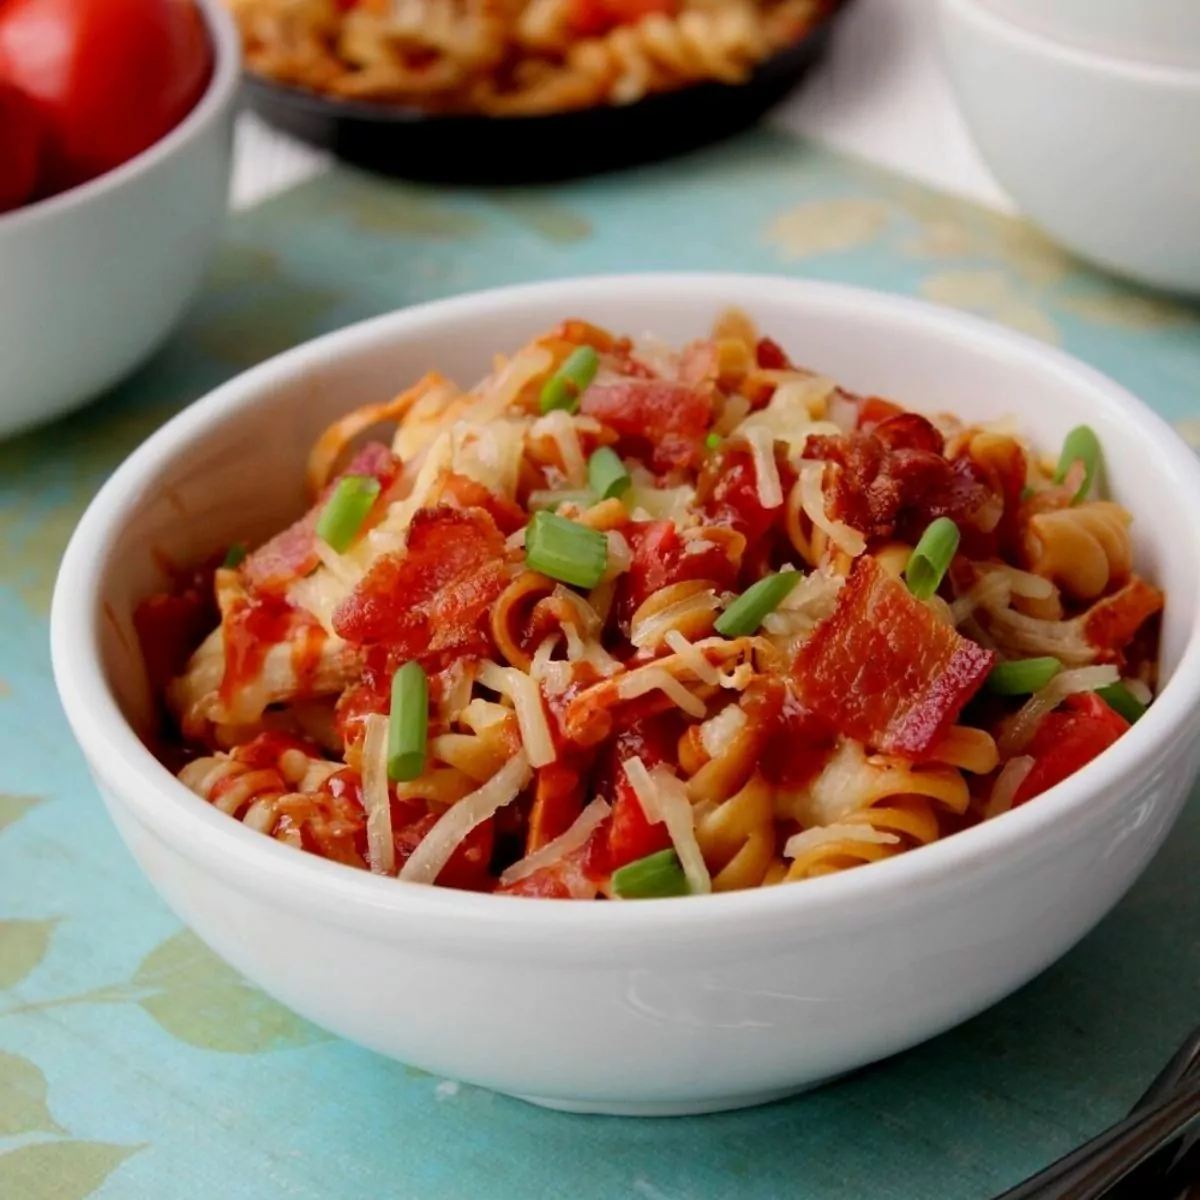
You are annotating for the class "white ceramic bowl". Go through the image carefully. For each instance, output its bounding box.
[983,0,1200,68]
[51,275,1200,1116]
[0,0,239,439]
[940,0,1200,294]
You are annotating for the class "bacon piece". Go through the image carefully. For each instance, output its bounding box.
[242,443,401,595]
[581,380,713,472]
[614,519,740,629]
[432,470,526,535]
[332,507,509,662]
[803,422,1000,550]
[792,556,995,758]
[697,444,791,550]
[1083,576,1164,664]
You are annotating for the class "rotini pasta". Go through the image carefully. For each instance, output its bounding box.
[225,0,827,115]
[137,309,1163,899]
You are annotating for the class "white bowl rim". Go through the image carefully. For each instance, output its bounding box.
[0,0,240,237]
[50,273,1200,943]
[943,0,1200,87]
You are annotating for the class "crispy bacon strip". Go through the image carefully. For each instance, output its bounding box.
[803,419,1001,550]
[792,556,995,758]
[332,506,509,662]
[242,443,401,595]
[581,379,713,472]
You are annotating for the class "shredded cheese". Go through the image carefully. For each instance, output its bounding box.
[800,463,866,557]
[498,798,611,886]
[985,755,1035,819]
[999,664,1121,757]
[532,409,588,488]
[530,635,573,696]
[743,425,784,510]
[476,662,556,768]
[617,666,707,719]
[361,714,395,875]
[603,530,631,581]
[398,751,532,885]
[698,703,747,759]
[624,757,712,895]
[631,588,719,650]
[664,630,720,686]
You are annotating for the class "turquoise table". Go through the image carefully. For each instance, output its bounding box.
[4,130,1200,1200]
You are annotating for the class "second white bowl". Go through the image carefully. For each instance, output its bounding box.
[941,0,1200,294]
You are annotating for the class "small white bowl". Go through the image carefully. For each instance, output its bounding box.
[51,275,1200,1116]
[0,0,239,439]
[983,0,1200,68]
[940,0,1200,294]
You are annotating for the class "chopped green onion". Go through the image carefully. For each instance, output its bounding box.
[705,432,722,450]
[714,570,802,637]
[540,346,600,415]
[221,542,247,569]
[587,446,631,500]
[1019,485,1035,502]
[1053,425,1101,503]
[388,661,428,782]
[316,475,381,553]
[612,848,690,899]
[905,517,960,600]
[1098,682,1147,724]
[986,656,1062,696]
[525,511,608,589]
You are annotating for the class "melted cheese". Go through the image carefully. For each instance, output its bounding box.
[743,425,784,510]
[477,662,556,768]
[617,667,707,719]
[800,463,866,558]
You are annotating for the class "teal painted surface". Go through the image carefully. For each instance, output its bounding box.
[2,129,1200,1199]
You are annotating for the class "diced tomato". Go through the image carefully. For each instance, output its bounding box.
[394,813,496,892]
[792,556,995,758]
[581,379,712,473]
[1011,696,1130,806]
[242,443,401,595]
[527,763,584,853]
[760,681,836,790]
[755,337,793,371]
[698,445,786,549]
[0,83,43,211]
[332,506,508,661]
[614,519,739,629]
[598,717,677,870]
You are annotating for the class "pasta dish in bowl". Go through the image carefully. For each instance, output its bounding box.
[137,312,1162,901]
[51,276,1200,1114]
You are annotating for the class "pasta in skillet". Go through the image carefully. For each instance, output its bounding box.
[136,312,1163,899]
[225,0,828,115]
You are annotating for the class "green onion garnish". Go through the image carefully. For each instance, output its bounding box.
[987,656,1062,696]
[705,432,721,450]
[587,446,631,500]
[612,848,690,899]
[540,346,600,415]
[1098,682,1147,724]
[714,570,802,637]
[1020,485,1035,502]
[316,475,381,553]
[221,542,247,569]
[1053,425,1101,503]
[524,511,608,589]
[905,518,960,600]
[388,661,428,782]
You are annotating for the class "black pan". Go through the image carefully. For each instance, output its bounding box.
[241,4,851,185]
